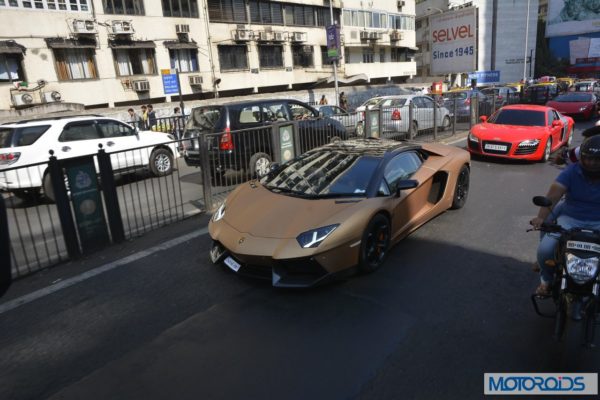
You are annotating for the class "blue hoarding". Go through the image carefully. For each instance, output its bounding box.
[468,70,500,84]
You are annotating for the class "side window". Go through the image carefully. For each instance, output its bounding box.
[320,106,334,117]
[552,110,561,122]
[421,97,434,108]
[547,110,554,125]
[97,120,135,138]
[238,105,262,124]
[412,98,424,108]
[264,103,289,121]
[288,102,316,120]
[59,122,100,142]
[383,152,422,193]
[15,125,50,146]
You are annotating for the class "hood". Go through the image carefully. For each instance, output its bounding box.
[547,101,592,112]
[222,182,362,238]
[471,123,548,140]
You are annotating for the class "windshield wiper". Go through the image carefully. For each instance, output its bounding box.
[266,186,313,197]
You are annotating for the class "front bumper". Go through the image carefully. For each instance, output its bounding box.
[467,138,544,160]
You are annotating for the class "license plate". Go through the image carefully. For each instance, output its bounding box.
[484,144,507,151]
[224,256,241,272]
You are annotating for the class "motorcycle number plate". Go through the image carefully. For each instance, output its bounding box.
[566,241,600,254]
[224,256,241,272]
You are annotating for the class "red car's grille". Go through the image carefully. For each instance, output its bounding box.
[514,144,539,155]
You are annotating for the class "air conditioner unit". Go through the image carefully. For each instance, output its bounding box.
[397,0,405,9]
[369,32,380,40]
[390,31,403,41]
[188,75,203,86]
[42,91,62,103]
[111,20,134,35]
[176,24,190,34]
[72,19,97,34]
[272,32,285,41]
[234,29,252,41]
[360,31,370,40]
[132,80,150,92]
[11,93,35,107]
[291,32,306,42]
[258,31,272,41]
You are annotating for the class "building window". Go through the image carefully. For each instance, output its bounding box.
[320,46,330,67]
[258,45,283,69]
[362,48,374,64]
[162,0,198,18]
[218,45,248,71]
[102,0,144,15]
[344,47,351,63]
[292,45,313,68]
[0,54,25,82]
[207,0,245,22]
[391,48,408,62]
[169,49,198,72]
[53,48,97,80]
[249,0,283,24]
[113,48,156,76]
[379,48,385,62]
[1,0,89,10]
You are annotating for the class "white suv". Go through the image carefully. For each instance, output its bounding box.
[0,115,177,201]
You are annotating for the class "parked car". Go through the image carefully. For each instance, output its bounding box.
[481,86,520,107]
[313,104,359,136]
[525,83,560,105]
[442,89,492,120]
[467,104,574,162]
[0,115,177,201]
[182,99,347,183]
[573,80,600,94]
[208,138,470,287]
[376,95,453,136]
[546,92,599,120]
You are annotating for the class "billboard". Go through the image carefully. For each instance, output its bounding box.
[430,7,477,75]
[546,0,600,38]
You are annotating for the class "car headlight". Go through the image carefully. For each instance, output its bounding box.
[213,202,226,222]
[296,224,339,248]
[468,132,479,143]
[566,253,599,284]
[518,139,540,147]
[580,106,591,112]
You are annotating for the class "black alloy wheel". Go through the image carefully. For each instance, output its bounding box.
[450,165,470,210]
[359,214,391,273]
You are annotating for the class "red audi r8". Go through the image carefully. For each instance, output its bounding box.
[546,92,599,120]
[467,105,574,161]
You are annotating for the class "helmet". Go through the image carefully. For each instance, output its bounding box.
[582,124,600,138]
[580,136,600,178]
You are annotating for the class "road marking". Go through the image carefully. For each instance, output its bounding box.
[0,227,209,315]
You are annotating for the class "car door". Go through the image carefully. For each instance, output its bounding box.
[546,109,561,147]
[57,120,105,161]
[382,151,429,240]
[96,119,143,171]
[417,97,434,130]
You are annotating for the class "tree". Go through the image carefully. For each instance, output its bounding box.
[534,19,569,77]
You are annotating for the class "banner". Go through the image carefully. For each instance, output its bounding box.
[430,7,477,75]
[546,0,600,38]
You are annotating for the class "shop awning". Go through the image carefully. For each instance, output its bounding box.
[45,37,97,49]
[109,40,156,49]
[163,40,198,50]
[0,40,26,54]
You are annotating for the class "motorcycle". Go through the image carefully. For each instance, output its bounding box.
[530,196,600,347]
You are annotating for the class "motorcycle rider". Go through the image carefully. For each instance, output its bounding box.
[530,135,600,297]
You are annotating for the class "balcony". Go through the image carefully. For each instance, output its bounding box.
[344,61,416,79]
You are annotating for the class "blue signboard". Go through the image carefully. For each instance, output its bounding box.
[326,24,341,60]
[162,73,179,95]
[468,70,501,84]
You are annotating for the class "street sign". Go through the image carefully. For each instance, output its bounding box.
[326,24,341,61]
[160,69,179,94]
[278,124,295,163]
[468,70,500,84]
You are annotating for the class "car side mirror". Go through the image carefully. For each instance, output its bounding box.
[552,120,562,127]
[395,179,419,197]
[480,115,488,123]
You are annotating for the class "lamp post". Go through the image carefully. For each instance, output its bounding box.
[523,0,531,82]
[329,0,340,107]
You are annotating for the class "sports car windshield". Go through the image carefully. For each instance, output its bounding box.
[488,109,546,126]
[262,150,380,198]
[553,93,593,102]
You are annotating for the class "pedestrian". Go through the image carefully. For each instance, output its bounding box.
[140,105,149,130]
[126,108,141,129]
[147,104,157,129]
[171,106,184,140]
[339,91,348,111]
[319,95,328,105]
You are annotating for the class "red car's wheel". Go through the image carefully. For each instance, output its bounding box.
[540,137,552,162]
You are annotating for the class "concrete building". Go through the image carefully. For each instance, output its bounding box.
[414,0,539,87]
[0,0,417,112]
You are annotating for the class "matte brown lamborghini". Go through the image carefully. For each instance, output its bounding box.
[208,138,470,288]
